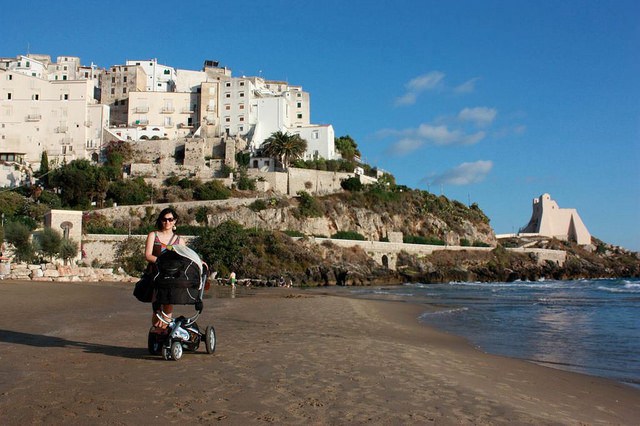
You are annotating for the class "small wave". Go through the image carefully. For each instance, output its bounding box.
[420,307,468,317]
[597,285,640,294]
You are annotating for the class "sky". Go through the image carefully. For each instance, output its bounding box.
[4,0,639,251]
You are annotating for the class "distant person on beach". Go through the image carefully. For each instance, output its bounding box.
[230,271,237,287]
[145,208,182,332]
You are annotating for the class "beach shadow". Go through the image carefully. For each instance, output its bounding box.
[0,329,149,359]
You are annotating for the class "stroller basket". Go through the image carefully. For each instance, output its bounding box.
[152,245,205,306]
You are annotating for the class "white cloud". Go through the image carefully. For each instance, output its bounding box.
[430,160,493,186]
[458,107,497,127]
[406,71,445,91]
[394,71,445,106]
[453,77,480,94]
[385,124,486,155]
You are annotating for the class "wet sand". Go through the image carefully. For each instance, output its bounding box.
[0,281,639,425]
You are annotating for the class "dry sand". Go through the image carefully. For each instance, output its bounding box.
[0,281,639,425]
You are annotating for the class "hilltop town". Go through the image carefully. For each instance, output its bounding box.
[0,53,638,284]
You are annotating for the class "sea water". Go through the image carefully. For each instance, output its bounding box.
[349,278,640,387]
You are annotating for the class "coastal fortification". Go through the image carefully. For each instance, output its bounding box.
[520,193,591,245]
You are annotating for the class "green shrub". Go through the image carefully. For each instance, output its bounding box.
[249,199,268,212]
[115,237,146,275]
[460,238,471,247]
[283,230,305,237]
[341,177,363,192]
[193,180,231,201]
[332,231,366,241]
[295,191,323,218]
[472,240,491,247]
[59,239,79,265]
[38,228,62,260]
[404,235,445,245]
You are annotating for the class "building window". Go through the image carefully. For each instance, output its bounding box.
[239,92,245,97]
[297,113,302,119]
[297,102,302,108]
[63,66,67,70]
[239,81,245,86]
[124,67,128,71]
[239,104,244,110]
[112,77,116,83]
[163,69,170,75]
[7,93,11,100]
[225,82,231,87]
[123,87,127,94]
[26,61,30,67]
[225,117,230,122]
[33,94,39,100]
[312,130,319,139]
[84,72,89,78]
[297,93,301,97]
[238,126,243,132]
[62,75,67,80]
[123,76,127,82]
[64,94,69,100]
[7,75,12,80]
[111,88,115,95]
[225,105,231,110]
[239,116,244,122]
[225,93,231,98]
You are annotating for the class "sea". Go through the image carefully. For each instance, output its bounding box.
[347,278,640,388]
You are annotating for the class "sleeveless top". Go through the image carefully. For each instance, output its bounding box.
[152,232,181,257]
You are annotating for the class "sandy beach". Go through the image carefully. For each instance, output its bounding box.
[0,281,639,425]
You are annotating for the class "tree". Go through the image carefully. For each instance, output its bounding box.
[49,159,105,208]
[59,238,79,265]
[35,151,50,189]
[5,221,35,262]
[107,177,153,205]
[38,228,62,261]
[115,236,146,275]
[189,221,249,276]
[334,135,361,161]
[260,131,308,169]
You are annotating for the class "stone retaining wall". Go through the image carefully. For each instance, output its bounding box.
[0,261,136,282]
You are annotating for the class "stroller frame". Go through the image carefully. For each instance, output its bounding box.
[147,245,216,361]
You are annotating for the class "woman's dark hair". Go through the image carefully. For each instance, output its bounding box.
[155,207,179,230]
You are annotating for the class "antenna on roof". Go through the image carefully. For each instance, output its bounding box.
[27,42,30,55]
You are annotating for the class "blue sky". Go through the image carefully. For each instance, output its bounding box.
[4,1,639,250]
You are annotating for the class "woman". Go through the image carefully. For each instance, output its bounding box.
[145,207,181,331]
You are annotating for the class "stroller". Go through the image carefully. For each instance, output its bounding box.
[147,244,216,361]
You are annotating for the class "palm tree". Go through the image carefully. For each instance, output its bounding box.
[260,131,308,169]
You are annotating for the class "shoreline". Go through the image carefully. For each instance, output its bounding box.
[1,281,639,424]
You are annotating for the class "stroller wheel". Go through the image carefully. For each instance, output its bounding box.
[170,341,183,361]
[147,330,162,355]
[205,325,216,354]
[162,345,172,361]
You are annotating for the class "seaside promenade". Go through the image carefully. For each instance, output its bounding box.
[1,280,639,424]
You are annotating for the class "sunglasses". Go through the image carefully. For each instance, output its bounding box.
[161,217,175,223]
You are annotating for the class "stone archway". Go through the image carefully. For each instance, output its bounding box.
[382,254,389,269]
[60,221,73,240]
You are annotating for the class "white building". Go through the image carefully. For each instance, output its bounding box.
[520,193,592,245]
[0,68,109,167]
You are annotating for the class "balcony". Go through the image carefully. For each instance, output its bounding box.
[134,119,149,126]
[134,106,149,113]
[84,120,92,127]
[181,108,195,114]
[206,105,216,111]
[26,114,42,122]
[60,137,73,145]
[178,123,194,129]
[161,107,175,114]
[55,126,68,133]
